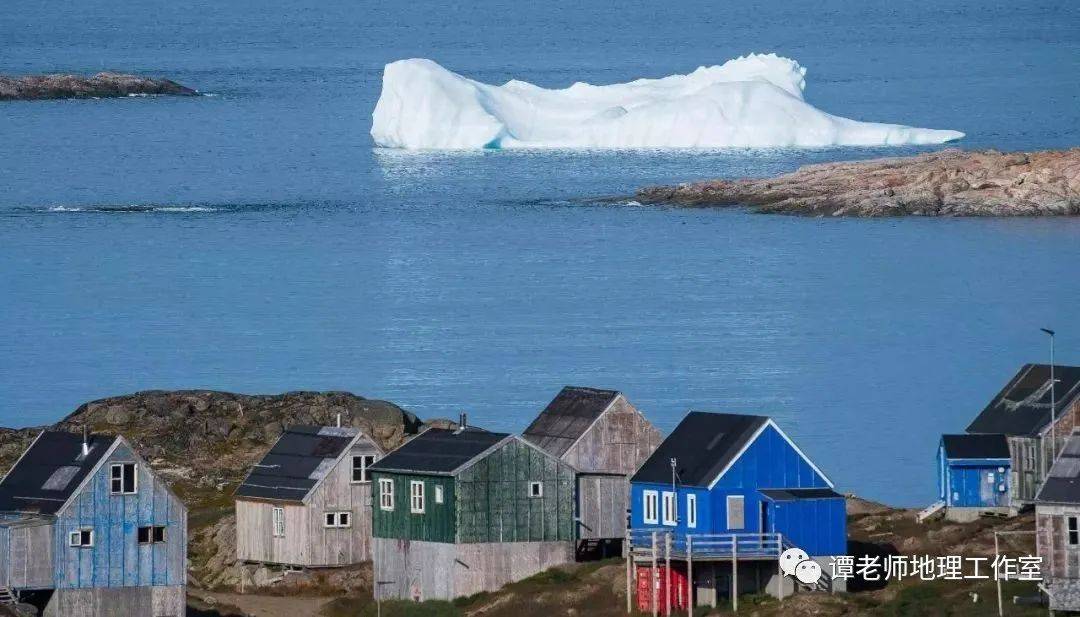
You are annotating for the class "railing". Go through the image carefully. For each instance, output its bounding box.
[628,529,784,559]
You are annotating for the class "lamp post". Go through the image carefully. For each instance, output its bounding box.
[1041,328,1057,461]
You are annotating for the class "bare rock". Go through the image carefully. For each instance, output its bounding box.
[0,72,198,101]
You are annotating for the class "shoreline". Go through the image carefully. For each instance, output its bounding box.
[0,72,198,101]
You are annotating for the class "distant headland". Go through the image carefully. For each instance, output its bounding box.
[636,148,1080,217]
[0,72,198,101]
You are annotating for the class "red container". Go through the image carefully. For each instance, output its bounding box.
[635,564,689,615]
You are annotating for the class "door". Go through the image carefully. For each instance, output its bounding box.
[760,501,770,534]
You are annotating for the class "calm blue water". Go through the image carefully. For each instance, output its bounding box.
[1,0,1078,505]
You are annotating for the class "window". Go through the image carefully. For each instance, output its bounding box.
[643,490,659,525]
[351,455,377,484]
[138,526,166,544]
[272,507,285,537]
[410,480,425,514]
[434,485,444,504]
[1069,517,1079,546]
[324,512,352,528]
[726,495,745,530]
[110,463,137,495]
[986,472,995,484]
[529,481,543,498]
[69,529,94,547]
[686,494,697,529]
[661,491,677,526]
[379,478,395,511]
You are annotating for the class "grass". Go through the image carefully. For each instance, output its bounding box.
[321,597,462,617]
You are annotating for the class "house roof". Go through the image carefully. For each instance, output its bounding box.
[631,412,769,487]
[967,364,1080,437]
[759,488,842,501]
[369,427,510,475]
[522,386,620,458]
[234,425,363,502]
[941,434,1011,459]
[1035,433,1080,505]
[0,431,117,515]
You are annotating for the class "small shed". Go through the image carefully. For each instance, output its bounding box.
[234,425,384,567]
[1035,431,1080,612]
[369,426,576,601]
[523,386,661,546]
[937,434,1012,521]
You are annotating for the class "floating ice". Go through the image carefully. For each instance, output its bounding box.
[371,55,964,150]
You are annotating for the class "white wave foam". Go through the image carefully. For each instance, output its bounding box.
[47,204,217,213]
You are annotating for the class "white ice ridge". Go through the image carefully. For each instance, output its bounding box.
[371,54,964,150]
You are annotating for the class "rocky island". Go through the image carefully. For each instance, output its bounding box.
[0,72,198,101]
[637,148,1080,216]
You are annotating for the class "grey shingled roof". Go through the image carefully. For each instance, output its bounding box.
[1036,433,1080,505]
[235,425,360,502]
[759,488,842,501]
[631,412,769,487]
[369,428,509,475]
[0,431,116,515]
[941,434,1010,459]
[522,386,620,458]
[967,364,1080,437]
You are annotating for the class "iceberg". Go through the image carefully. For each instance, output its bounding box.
[371,54,964,150]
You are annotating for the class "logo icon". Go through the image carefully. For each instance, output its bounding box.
[779,547,822,585]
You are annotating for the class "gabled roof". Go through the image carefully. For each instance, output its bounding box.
[522,386,621,458]
[967,364,1080,437]
[631,412,769,487]
[369,428,510,475]
[0,431,117,515]
[759,488,842,501]
[1035,432,1080,505]
[941,434,1011,459]
[235,425,368,503]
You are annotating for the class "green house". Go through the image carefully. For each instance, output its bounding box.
[369,425,576,600]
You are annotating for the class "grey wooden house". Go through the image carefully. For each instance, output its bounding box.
[235,425,384,567]
[0,431,187,617]
[1035,430,1080,611]
[369,425,576,601]
[966,364,1080,504]
[523,386,661,551]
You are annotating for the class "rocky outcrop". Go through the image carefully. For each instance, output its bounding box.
[0,72,197,101]
[637,148,1080,216]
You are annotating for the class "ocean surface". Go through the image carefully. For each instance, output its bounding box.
[1,0,1078,505]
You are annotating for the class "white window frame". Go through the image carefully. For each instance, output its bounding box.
[410,480,425,514]
[686,494,697,529]
[323,511,352,528]
[110,462,137,495]
[69,528,94,547]
[986,471,995,484]
[529,481,543,498]
[726,495,745,530]
[379,478,395,511]
[434,485,444,504]
[351,454,377,484]
[643,490,659,525]
[661,491,677,526]
[1068,516,1079,547]
[272,506,285,538]
[137,525,166,544]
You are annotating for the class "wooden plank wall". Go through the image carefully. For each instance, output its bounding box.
[53,442,186,590]
[372,537,574,601]
[1036,505,1080,580]
[576,474,628,540]
[457,439,575,543]
[0,525,7,587]
[1009,436,1039,502]
[5,521,54,588]
[369,472,456,543]
[561,396,662,475]
[43,584,185,617]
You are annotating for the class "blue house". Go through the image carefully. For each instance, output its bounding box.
[628,412,846,605]
[936,433,1013,521]
[0,431,187,616]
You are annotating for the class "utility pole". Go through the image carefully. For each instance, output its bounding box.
[1042,328,1057,461]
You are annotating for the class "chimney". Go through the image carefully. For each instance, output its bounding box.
[82,426,90,457]
[459,412,467,430]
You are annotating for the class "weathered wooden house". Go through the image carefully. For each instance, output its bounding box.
[966,363,1080,504]
[235,424,384,567]
[369,426,576,601]
[522,386,661,551]
[935,434,1013,522]
[1035,430,1080,612]
[628,412,846,610]
[0,431,187,616]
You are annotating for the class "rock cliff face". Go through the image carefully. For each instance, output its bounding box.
[0,72,197,101]
[637,148,1080,216]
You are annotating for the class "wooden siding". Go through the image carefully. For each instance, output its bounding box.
[1037,505,1080,579]
[236,438,380,566]
[372,537,573,601]
[560,395,662,475]
[53,442,187,590]
[369,472,456,543]
[457,439,575,543]
[0,520,54,589]
[43,584,185,617]
[576,474,628,540]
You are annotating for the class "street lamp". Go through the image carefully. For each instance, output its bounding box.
[1041,328,1057,461]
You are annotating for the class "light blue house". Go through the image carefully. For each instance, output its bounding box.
[0,431,187,616]
[937,433,1012,521]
